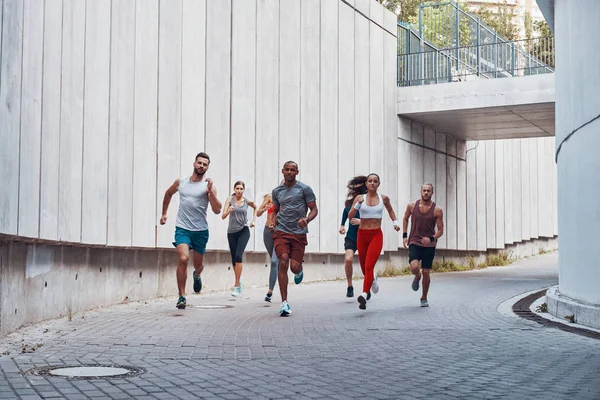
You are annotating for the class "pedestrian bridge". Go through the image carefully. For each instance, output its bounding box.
[397,73,555,141]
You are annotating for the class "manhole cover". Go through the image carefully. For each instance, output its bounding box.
[189,305,233,309]
[30,365,144,380]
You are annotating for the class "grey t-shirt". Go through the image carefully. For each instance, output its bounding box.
[272,181,316,235]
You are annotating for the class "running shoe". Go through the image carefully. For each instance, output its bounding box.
[412,274,421,292]
[346,286,354,298]
[371,273,379,294]
[193,271,202,293]
[294,270,304,284]
[357,293,367,310]
[265,292,273,302]
[420,298,429,307]
[279,301,292,316]
[231,286,241,297]
[176,296,186,309]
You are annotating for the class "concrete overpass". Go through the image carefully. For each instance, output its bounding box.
[397,74,555,141]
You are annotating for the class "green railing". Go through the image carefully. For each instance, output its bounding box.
[397,1,555,86]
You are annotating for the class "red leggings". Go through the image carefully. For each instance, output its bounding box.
[357,228,383,294]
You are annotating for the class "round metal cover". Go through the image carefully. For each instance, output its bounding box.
[29,365,144,380]
[50,367,130,377]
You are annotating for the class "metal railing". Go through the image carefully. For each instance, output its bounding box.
[398,36,554,87]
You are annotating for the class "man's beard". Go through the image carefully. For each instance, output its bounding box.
[195,168,205,177]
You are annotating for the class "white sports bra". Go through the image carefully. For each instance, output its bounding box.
[359,193,384,219]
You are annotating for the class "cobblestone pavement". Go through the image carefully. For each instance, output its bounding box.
[1,252,599,399]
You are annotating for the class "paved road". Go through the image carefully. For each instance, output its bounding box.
[1,252,599,399]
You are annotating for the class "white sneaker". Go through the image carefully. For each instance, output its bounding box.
[231,286,241,297]
[371,273,379,294]
[279,301,291,316]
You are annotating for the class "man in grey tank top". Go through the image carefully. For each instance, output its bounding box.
[270,161,318,316]
[160,152,222,309]
[402,183,444,308]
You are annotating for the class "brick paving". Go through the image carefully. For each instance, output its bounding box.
[1,252,599,399]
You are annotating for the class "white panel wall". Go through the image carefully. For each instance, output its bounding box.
[319,0,339,253]
[4,1,561,257]
[82,0,111,245]
[18,0,44,238]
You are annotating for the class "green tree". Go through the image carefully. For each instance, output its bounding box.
[407,1,473,48]
[532,20,554,68]
[378,0,420,22]
[524,11,533,41]
[470,0,519,41]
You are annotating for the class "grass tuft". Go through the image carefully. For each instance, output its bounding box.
[377,263,411,277]
[485,251,515,266]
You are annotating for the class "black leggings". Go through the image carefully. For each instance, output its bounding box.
[227,226,251,265]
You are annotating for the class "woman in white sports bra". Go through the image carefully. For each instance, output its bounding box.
[348,173,401,310]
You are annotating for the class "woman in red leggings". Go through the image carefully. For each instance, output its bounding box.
[348,173,401,310]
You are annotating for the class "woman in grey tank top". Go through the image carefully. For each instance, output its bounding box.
[222,181,257,297]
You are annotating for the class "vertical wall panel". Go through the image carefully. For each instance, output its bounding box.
[107,0,136,246]
[18,0,44,238]
[231,0,256,250]
[299,0,320,252]
[354,12,369,175]
[132,0,158,247]
[156,0,183,247]
[529,137,539,238]
[338,2,355,251]
[39,0,63,240]
[205,0,232,251]
[254,0,279,252]
[494,140,505,247]
[58,0,86,242]
[435,133,447,249]
[0,0,23,235]
[446,137,457,250]
[369,22,383,176]
[551,138,558,236]
[279,0,301,166]
[512,140,522,241]
[456,141,467,250]
[476,142,487,251]
[181,0,206,177]
[485,141,496,248]
[466,143,477,250]
[503,140,514,244]
[320,0,338,253]
[383,32,398,250]
[398,117,412,245]
[410,123,424,200]
[520,139,531,241]
[81,0,111,245]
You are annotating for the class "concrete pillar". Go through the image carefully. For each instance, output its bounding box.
[544,0,600,328]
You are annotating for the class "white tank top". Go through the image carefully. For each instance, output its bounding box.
[359,193,384,219]
[176,177,209,231]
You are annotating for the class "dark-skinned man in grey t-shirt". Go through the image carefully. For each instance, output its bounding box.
[270,161,318,316]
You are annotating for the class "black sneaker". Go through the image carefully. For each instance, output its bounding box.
[193,271,202,293]
[265,292,273,302]
[367,291,372,301]
[176,296,186,309]
[346,286,354,298]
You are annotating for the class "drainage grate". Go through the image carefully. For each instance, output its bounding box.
[29,365,145,380]
[512,290,600,340]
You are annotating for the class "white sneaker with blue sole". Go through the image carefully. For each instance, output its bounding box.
[280,301,292,316]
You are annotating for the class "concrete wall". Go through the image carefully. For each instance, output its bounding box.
[398,117,558,253]
[0,0,399,254]
[554,0,600,305]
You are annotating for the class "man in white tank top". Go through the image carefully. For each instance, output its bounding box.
[160,152,222,309]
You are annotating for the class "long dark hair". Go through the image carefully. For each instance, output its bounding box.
[344,175,368,207]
